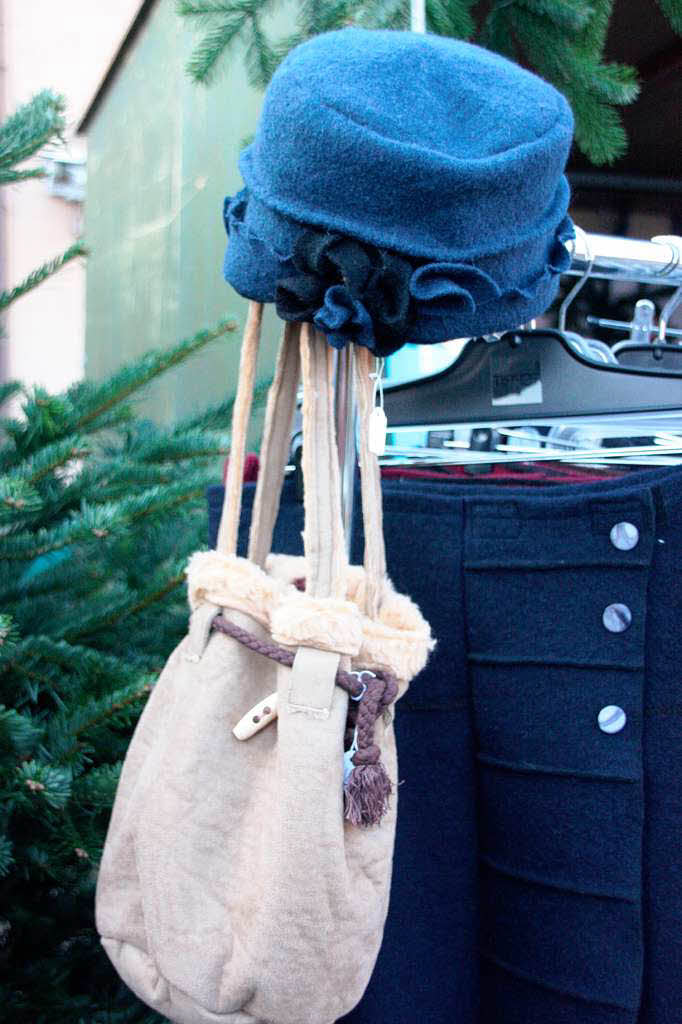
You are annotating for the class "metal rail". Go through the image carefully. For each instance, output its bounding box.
[566,231,682,286]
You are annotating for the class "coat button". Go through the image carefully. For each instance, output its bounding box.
[610,522,639,551]
[598,705,627,733]
[603,603,632,632]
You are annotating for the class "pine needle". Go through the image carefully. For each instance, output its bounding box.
[0,242,88,313]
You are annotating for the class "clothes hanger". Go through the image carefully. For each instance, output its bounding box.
[380,230,682,470]
[382,329,682,425]
[380,328,682,468]
[555,228,616,366]
[607,289,682,370]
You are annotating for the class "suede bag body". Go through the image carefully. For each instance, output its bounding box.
[95,311,433,1023]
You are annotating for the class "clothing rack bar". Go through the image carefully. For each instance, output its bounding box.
[566,231,682,286]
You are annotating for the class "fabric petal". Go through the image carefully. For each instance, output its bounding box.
[313,285,376,351]
[275,270,326,321]
[324,236,377,292]
[292,230,336,277]
[409,262,501,306]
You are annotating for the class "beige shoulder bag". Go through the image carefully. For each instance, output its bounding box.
[95,306,434,1024]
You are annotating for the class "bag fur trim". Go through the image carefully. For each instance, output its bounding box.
[271,592,363,655]
[186,551,278,627]
[186,551,435,684]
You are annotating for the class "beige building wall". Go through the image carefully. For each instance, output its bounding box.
[0,0,143,395]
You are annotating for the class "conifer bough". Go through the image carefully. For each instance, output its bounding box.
[0,88,263,1024]
[178,0,682,165]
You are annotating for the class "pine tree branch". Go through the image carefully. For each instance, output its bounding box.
[0,549,83,605]
[72,762,122,811]
[245,12,280,88]
[127,429,230,463]
[478,5,519,59]
[0,477,44,527]
[180,0,279,86]
[0,704,43,756]
[56,461,179,505]
[0,467,215,561]
[0,503,118,561]
[54,681,153,762]
[0,613,20,656]
[3,436,90,497]
[173,377,269,432]
[354,0,410,29]
[177,0,239,16]
[566,82,628,163]
[657,0,682,32]
[0,90,66,171]
[3,637,153,703]
[0,834,14,877]
[0,392,88,470]
[0,242,88,313]
[184,13,250,84]
[12,760,72,810]
[69,318,237,433]
[586,60,639,104]
[426,0,475,37]
[297,0,361,35]
[0,165,48,185]
[63,569,187,642]
[573,0,613,53]
[507,4,633,163]
[515,0,593,32]
[0,381,22,408]
[4,658,62,696]
[0,320,236,469]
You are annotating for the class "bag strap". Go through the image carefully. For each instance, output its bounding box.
[299,323,347,599]
[247,321,301,569]
[215,301,263,556]
[215,303,387,611]
[353,344,386,619]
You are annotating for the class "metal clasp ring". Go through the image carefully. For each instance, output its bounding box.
[349,669,376,701]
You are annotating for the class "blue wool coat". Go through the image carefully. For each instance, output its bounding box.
[207,461,682,1023]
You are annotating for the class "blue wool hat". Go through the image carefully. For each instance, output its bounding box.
[222,28,575,356]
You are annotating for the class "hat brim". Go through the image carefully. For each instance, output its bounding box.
[222,188,574,356]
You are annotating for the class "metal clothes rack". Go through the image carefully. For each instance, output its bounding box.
[566,232,682,286]
[334,231,682,552]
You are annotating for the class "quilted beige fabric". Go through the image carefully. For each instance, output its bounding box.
[95,314,433,1023]
[97,598,403,1023]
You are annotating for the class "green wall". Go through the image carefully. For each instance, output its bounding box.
[84,0,291,434]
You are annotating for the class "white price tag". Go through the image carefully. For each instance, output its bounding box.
[368,406,387,456]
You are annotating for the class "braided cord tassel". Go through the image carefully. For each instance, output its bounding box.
[343,671,398,828]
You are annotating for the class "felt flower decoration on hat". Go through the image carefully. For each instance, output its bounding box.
[275,229,414,352]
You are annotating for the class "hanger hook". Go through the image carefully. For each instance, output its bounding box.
[657,283,682,343]
[558,226,595,333]
[369,357,385,408]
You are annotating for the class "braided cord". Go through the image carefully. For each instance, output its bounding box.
[211,612,397,766]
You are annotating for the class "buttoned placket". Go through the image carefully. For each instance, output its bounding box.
[464,490,656,1022]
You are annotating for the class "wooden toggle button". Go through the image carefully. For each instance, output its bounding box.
[233,692,279,740]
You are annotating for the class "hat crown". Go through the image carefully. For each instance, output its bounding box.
[260,29,571,163]
[240,28,573,262]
